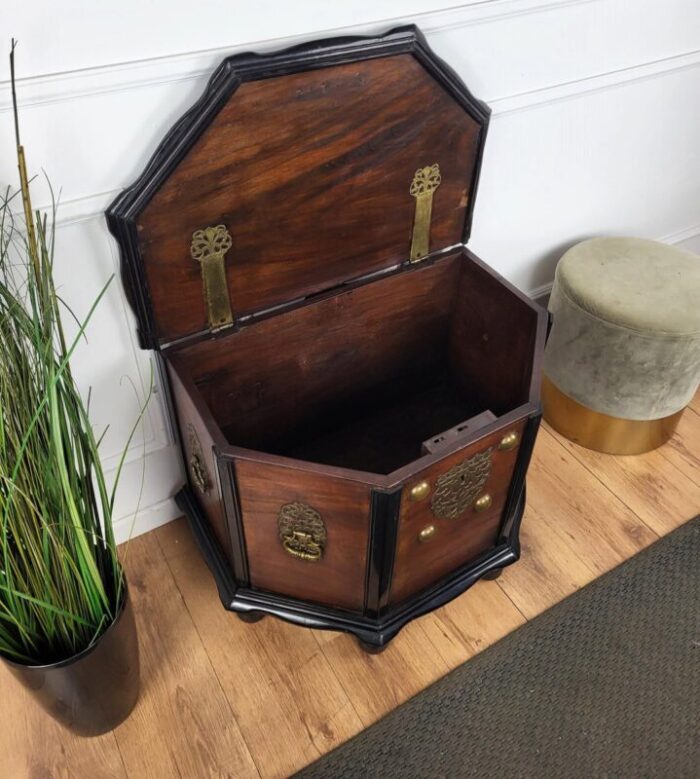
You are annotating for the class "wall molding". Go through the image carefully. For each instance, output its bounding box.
[659,221,700,247]
[521,221,700,303]
[42,43,700,229]
[490,47,700,116]
[113,496,178,545]
[0,0,596,112]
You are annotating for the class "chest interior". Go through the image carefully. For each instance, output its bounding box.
[168,249,538,476]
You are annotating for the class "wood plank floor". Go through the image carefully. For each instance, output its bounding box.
[2,401,698,779]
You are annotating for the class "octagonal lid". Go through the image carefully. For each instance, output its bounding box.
[107,25,490,349]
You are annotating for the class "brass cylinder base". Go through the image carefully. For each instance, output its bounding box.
[542,375,684,455]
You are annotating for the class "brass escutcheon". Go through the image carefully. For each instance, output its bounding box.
[418,524,437,542]
[278,502,327,561]
[498,431,520,451]
[474,493,493,512]
[187,423,209,494]
[430,448,492,520]
[409,481,430,502]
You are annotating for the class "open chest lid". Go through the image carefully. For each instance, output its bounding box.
[107,25,490,350]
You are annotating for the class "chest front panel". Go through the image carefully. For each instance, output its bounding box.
[234,458,372,612]
[390,417,527,604]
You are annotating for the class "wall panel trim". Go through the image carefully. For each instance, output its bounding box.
[0,0,597,112]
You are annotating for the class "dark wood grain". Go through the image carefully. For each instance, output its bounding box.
[136,55,482,343]
[390,417,527,604]
[173,255,462,454]
[104,25,548,649]
[235,457,371,611]
[449,256,539,415]
[167,364,232,562]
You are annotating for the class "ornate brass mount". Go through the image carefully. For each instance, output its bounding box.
[278,502,327,562]
[409,163,441,262]
[190,225,234,331]
[430,448,492,520]
[187,423,210,495]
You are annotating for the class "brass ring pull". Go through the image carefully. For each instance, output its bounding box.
[187,424,210,494]
[278,502,327,562]
[282,531,323,561]
[189,453,209,495]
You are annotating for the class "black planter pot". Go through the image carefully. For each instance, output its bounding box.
[3,586,140,737]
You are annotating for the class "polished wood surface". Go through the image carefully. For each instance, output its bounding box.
[2,405,698,778]
[167,363,232,561]
[166,246,543,633]
[390,417,527,603]
[172,255,462,455]
[449,254,540,414]
[137,55,483,343]
[235,457,371,611]
[171,251,539,476]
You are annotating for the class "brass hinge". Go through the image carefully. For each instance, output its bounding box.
[409,163,441,263]
[190,224,234,330]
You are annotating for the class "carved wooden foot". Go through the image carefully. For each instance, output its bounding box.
[357,639,388,654]
[236,611,265,623]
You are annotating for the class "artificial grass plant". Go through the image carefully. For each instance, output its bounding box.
[0,41,150,664]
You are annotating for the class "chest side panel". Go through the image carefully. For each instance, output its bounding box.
[235,458,371,612]
[136,54,482,343]
[389,416,527,604]
[175,256,460,449]
[167,364,231,562]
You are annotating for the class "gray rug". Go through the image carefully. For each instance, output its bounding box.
[298,517,700,779]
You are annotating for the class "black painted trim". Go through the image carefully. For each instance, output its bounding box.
[106,24,490,350]
[175,487,238,606]
[365,488,402,618]
[215,458,250,585]
[498,413,541,550]
[177,482,525,648]
[410,26,490,247]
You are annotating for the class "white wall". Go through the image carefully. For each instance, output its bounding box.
[2,0,700,541]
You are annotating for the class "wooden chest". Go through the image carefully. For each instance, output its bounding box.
[107,25,546,650]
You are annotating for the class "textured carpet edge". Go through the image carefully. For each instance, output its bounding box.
[296,515,700,779]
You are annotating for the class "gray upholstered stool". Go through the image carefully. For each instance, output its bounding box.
[543,237,700,453]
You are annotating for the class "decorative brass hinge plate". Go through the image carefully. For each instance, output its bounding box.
[430,448,492,519]
[278,502,327,561]
[190,224,234,330]
[409,163,441,263]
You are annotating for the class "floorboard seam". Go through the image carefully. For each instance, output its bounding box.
[656,405,700,484]
[152,531,264,779]
[311,631,372,730]
[540,426,663,542]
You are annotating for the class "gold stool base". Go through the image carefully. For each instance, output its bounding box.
[542,375,684,455]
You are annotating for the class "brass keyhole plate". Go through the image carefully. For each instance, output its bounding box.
[430,448,492,520]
